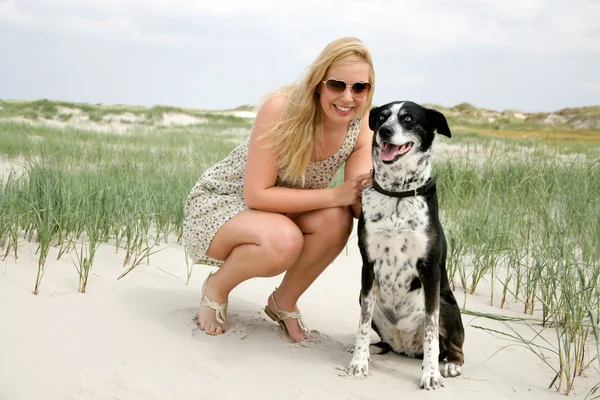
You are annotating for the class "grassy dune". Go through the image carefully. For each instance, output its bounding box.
[0,99,599,396]
[430,102,600,137]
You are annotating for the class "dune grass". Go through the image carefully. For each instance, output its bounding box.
[435,139,600,395]
[0,100,599,395]
[0,109,251,293]
[0,99,252,125]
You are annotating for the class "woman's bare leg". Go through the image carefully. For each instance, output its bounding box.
[266,206,353,342]
[199,210,304,334]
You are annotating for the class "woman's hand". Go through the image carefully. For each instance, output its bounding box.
[334,172,372,207]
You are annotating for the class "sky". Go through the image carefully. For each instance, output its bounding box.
[1,0,599,112]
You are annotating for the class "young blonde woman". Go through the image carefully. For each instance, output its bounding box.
[183,37,375,343]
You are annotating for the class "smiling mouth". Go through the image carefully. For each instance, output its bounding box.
[334,105,352,113]
[380,141,413,162]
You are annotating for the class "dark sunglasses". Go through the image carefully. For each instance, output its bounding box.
[322,79,372,98]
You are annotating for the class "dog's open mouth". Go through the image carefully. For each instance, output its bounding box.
[380,141,413,162]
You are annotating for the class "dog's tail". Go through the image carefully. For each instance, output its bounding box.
[446,339,464,366]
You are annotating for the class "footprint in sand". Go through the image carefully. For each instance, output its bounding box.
[190,313,254,339]
[190,311,345,348]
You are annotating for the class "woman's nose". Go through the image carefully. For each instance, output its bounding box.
[340,86,354,102]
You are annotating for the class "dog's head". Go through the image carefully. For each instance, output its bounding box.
[369,101,451,170]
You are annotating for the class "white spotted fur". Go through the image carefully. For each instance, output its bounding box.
[363,189,429,356]
[347,188,439,382]
[345,101,446,389]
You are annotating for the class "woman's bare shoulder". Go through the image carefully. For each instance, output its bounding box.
[250,95,288,143]
[257,94,287,119]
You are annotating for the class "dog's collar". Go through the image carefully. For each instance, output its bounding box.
[371,173,437,198]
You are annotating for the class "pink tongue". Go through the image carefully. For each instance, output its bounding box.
[381,143,401,161]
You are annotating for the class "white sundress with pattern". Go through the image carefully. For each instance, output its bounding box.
[183,116,363,267]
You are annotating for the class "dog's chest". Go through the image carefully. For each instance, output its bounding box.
[362,187,430,271]
[362,187,430,352]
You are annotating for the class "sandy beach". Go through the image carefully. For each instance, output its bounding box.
[1,224,596,400]
[2,0,599,396]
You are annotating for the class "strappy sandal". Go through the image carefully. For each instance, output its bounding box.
[199,272,228,336]
[264,289,309,343]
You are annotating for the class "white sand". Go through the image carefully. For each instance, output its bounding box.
[160,113,208,126]
[102,113,146,124]
[0,155,27,181]
[1,226,597,400]
[1,111,210,134]
[5,115,136,134]
[214,110,258,119]
[432,139,588,165]
[228,110,258,119]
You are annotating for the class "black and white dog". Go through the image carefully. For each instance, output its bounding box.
[345,101,465,389]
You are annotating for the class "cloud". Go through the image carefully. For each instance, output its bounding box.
[1,0,598,112]
[582,81,600,93]
[58,13,199,46]
[0,0,39,27]
[380,72,431,87]
[2,0,600,54]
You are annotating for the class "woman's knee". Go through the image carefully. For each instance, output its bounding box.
[314,206,353,243]
[262,221,304,276]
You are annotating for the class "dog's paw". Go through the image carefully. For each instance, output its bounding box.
[441,362,461,378]
[345,360,369,378]
[420,366,443,390]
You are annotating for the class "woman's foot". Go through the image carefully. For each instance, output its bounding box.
[265,290,314,343]
[198,273,229,335]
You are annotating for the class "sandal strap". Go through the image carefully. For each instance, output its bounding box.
[270,290,308,333]
[200,296,228,324]
[276,308,301,321]
[200,271,228,325]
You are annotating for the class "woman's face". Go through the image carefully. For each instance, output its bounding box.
[318,61,371,126]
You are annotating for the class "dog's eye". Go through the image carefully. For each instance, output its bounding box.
[379,115,386,121]
[404,116,412,122]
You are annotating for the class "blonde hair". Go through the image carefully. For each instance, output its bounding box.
[263,37,375,183]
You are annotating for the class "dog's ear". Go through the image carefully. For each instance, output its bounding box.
[368,105,381,131]
[427,108,451,138]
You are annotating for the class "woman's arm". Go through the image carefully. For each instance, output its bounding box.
[243,96,367,213]
[343,111,374,219]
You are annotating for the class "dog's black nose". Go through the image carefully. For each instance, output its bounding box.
[378,126,393,140]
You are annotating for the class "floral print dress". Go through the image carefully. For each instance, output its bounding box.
[183,117,362,266]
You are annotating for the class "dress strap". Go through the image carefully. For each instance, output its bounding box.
[344,115,363,154]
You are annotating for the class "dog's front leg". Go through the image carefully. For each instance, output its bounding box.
[345,283,376,378]
[418,259,443,390]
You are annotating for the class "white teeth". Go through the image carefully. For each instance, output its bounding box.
[335,105,351,112]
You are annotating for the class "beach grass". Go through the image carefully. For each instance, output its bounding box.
[0,103,252,294]
[0,100,599,395]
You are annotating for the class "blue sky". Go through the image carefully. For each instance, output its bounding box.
[1,0,599,112]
